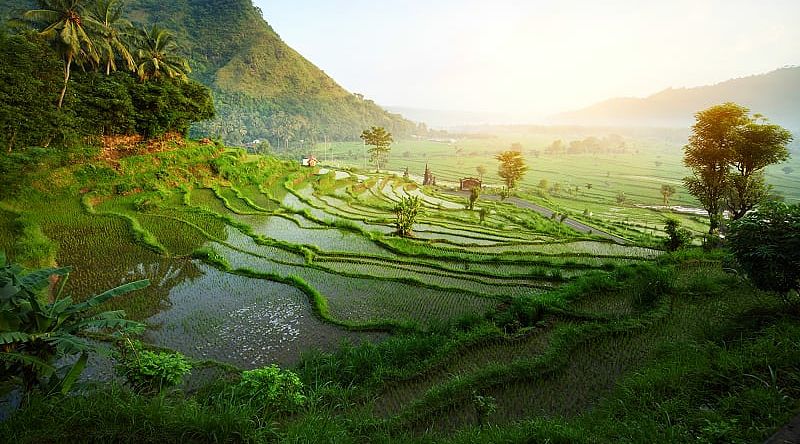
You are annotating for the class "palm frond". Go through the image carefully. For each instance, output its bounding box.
[0,352,56,377]
[59,352,87,394]
[45,333,94,356]
[20,266,71,291]
[0,331,31,345]
[65,279,149,314]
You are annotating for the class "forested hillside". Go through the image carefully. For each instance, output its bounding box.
[1,0,415,146]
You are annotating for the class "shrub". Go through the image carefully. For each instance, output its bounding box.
[234,365,306,414]
[663,218,692,251]
[393,196,422,237]
[118,341,192,394]
[728,201,800,306]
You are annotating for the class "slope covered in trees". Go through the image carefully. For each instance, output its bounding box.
[1,0,415,146]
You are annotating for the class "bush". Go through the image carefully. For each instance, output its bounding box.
[118,341,192,393]
[728,201,800,305]
[234,365,306,414]
[663,218,692,251]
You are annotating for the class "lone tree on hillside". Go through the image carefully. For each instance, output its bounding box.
[660,184,676,207]
[360,126,393,172]
[393,195,421,237]
[495,150,528,190]
[683,103,792,233]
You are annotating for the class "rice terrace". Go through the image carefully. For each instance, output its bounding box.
[1,0,799,443]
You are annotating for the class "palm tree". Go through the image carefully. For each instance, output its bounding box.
[88,0,133,75]
[133,25,190,81]
[23,0,101,108]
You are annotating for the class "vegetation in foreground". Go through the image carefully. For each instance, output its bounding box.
[0,253,798,443]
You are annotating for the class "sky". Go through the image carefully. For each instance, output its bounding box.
[254,0,800,119]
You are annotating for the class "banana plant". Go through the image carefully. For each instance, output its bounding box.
[0,252,147,394]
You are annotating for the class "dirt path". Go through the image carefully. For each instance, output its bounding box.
[764,413,800,444]
[446,191,630,245]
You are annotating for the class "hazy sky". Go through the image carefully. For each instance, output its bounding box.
[254,0,800,118]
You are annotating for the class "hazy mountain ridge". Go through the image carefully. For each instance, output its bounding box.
[553,67,800,130]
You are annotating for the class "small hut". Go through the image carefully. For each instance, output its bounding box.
[460,177,482,191]
[301,155,318,167]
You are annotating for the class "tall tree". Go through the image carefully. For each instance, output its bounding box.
[660,184,676,207]
[133,25,190,81]
[495,150,528,190]
[23,0,101,108]
[360,126,393,171]
[726,116,791,219]
[684,103,792,232]
[683,103,750,233]
[88,0,133,75]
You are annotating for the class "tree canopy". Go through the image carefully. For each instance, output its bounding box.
[360,126,393,171]
[1,3,214,151]
[683,102,792,233]
[728,201,800,303]
[495,150,528,189]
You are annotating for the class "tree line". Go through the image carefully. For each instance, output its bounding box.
[0,0,214,152]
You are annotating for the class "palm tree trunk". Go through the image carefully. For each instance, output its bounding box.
[57,55,73,109]
[7,128,16,153]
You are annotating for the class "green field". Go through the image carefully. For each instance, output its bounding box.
[307,129,800,244]
[1,143,798,443]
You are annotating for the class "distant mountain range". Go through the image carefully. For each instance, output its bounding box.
[552,67,800,130]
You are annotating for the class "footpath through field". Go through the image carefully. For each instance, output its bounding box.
[764,412,800,444]
[446,191,630,245]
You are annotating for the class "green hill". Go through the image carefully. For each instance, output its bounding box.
[1,0,415,146]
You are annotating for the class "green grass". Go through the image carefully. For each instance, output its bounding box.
[2,142,799,443]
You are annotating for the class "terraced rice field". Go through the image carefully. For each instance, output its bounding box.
[16,157,663,372]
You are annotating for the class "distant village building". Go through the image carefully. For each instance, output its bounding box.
[301,155,318,167]
[460,177,482,191]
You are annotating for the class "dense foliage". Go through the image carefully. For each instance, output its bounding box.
[0,255,147,393]
[683,103,792,232]
[0,1,215,152]
[496,150,529,189]
[117,340,192,394]
[728,201,800,302]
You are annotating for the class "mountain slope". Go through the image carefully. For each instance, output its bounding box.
[553,67,800,129]
[1,0,414,145]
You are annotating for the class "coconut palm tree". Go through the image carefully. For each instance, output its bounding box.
[23,0,101,108]
[133,24,190,81]
[88,0,133,75]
